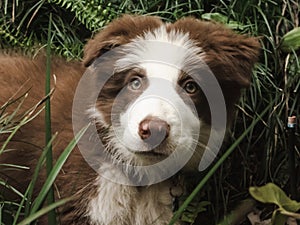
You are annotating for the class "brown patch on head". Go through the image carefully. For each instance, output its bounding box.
[172,17,260,88]
[83,15,163,66]
[171,18,260,122]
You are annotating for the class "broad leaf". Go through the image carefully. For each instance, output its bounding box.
[249,183,300,212]
[281,27,300,52]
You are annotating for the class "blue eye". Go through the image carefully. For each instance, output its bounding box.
[184,81,198,94]
[128,77,142,90]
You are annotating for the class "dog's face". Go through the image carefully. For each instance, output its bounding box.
[80,15,260,173]
[94,28,209,168]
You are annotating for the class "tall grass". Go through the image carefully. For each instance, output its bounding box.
[0,0,299,224]
[169,101,275,225]
[45,13,56,225]
[0,97,89,224]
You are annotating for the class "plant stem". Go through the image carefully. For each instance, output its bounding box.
[168,102,273,225]
[45,13,57,225]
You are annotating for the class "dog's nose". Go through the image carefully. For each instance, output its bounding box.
[138,117,170,146]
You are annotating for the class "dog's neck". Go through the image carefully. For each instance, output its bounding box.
[86,165,184,225]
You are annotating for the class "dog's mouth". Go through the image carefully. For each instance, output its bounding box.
[133,150,168,157]
[129,145,169,161]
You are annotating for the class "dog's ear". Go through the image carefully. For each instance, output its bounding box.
[174,18,261,88]
[204,31,261,88]
[83,15,163,67]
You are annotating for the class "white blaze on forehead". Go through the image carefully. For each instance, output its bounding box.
[140,62,179,84]
[114,25,204,77]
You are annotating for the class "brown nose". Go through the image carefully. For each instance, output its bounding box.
[138,117,170,147]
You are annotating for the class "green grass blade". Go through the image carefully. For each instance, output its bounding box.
[168,101,274,225]
[0,181,25,199]
[29,124,89,216]
[11,134,57,225]
[17,197,73,225]
[0,164,29,170]
[24,133,58,217]
[45,12,56,225]
[0,116,30,155]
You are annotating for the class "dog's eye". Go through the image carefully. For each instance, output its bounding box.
[184,81,198,94]
[128,77,142,90]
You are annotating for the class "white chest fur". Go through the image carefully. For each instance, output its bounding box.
[87,176,180,225]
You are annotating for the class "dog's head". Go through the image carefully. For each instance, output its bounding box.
[81,15,260,173]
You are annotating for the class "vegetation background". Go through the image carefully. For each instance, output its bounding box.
[0,0,299,224]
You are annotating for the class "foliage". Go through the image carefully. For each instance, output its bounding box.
[0,95,88,224]
[0,0,206,58]
[0,0,299,224]
[281,27,300,53]
[48,0,116,31]
[181,201,211,224]
[250,183,300,225]
[170,104,273,225]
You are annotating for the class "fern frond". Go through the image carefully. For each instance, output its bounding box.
[0,21,33,50]
[48,0,117,31]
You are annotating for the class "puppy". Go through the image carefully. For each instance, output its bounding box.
[0,15,260,225]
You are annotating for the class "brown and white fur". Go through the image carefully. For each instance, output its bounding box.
[0,15,260,225]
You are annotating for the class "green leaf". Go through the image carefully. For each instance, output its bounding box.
[201,13,246,30]
[281,27,300,53]
[201,13,228,24]
[249,183,300,212]
[181,201,210,223]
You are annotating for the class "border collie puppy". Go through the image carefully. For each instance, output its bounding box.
[0,15,260,225]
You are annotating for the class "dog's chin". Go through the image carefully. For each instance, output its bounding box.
[127,147,170,165]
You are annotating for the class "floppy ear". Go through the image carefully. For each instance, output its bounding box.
[203,30,261,88]
[83,15,163,67]
[173,18,261,88]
